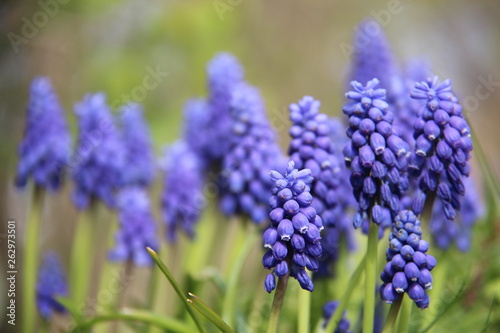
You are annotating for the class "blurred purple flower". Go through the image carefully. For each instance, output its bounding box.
[37,252,68,320]
[219,83,283,223]
[205,52,245,160]
[119,103,155,187]
[322,301,351,333]
[72,93,126,209]
[109,187,159,266]
[16,77,71,190]
[161,141,206,242]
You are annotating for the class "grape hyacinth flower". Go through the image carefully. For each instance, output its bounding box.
[36,252,68,320]
[380,210,436,309]
[220,83,283,223]
[72,93,126,209]
[288,97,343,227]
[349,20,407,119]
[409,77,473,220]
[205,52,245,160]
[109,187,159,266]
[322,301,352,333]
[16,77,71,190]
[342,79,410,226]
[119,103,155,186]
[313,117,358,277]
[430,177,484,251]
[161,141,205,242]
[263,161,323,292]
[183,98,212,160]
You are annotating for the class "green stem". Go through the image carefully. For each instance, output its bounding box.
[324,255,366,333]
[363,221,379,333]
[298,273,311,333]
[397,294,412,333]
[23,186,44,333]
[70,206,97,312]
[143,263,160,333]
[112,260,134,333]
[267,274,289,333]
[222,223,258,327]
[382,295,403,333]
[184,202,220,277]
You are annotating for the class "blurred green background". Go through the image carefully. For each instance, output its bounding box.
[1,0,500,332]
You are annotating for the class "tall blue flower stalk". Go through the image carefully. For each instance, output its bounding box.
[161,141,206,242]
[409,77,473,220]
[343,78,409,225]
[37,252,68,320]
[109,187,159,265]
[119,103,155,186]
[16,77,71,190]
[263,161,323,292]
[380,210,436,309]
[220,83,283,223]
[72,93,126,209]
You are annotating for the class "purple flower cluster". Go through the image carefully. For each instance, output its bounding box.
[16,77,71,190]
[322,301,351,333]
[349,20,400,96]
[36,252,68,320]
[109,187,159,266]
[380,210,436,309]
[119,103,155,186]
[409,77,473,220]
[430,177,484,252]
[343,79,409,226]
[205,53,245,160]
[72,93,126,209]
[263,161,323,292]
[161,141,205,242]
[288,97,343,227]
[183,98,211,160]
[220,83,283,223]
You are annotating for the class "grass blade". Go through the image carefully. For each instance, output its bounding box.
[146,247,205,333]
[188,292,235,333]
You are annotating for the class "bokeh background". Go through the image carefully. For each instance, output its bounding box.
[1,0,500,332]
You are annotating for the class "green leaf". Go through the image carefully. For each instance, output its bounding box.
[72,308,193,333]
[146,247,205,333]
[56,297,84,325]
[188,293,235,333]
